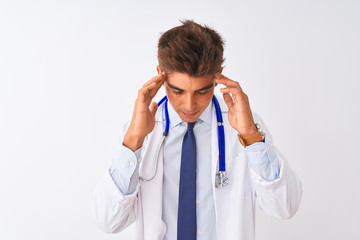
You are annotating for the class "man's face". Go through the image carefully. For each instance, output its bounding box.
[162,71,216,123]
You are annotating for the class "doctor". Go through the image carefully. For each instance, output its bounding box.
[93,19,302,240]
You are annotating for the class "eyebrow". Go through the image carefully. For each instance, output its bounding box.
[166,82,214,92]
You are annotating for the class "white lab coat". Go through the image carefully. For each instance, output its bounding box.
[93,96,303,240]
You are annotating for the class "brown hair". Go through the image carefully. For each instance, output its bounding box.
[157,19,225,77]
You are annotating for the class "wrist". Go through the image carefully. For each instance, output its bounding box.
[237,124,258,136]
[123,133,144,152]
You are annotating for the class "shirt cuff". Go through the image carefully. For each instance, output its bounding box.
[109,143,142,194]
[245,132,280,182]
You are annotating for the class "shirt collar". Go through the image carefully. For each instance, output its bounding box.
[167,99,213,128]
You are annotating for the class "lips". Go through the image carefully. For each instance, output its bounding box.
[182,111,198,118]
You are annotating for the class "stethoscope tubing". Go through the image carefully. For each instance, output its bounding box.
[212,95,226,172]
[140,95,228,187]
[158,96,170,136]
[158,95,226,173]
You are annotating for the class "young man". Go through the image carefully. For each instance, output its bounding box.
[93,20,302,240]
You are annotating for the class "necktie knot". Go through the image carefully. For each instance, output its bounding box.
[187,122,196,131]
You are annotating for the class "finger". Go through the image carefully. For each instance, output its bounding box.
[216,78,242,89]
[149,101,158,116]
[222,92,234,109]
[215,73,232,81]
[220,87,249,104]
[219,86,242,96]
[137,87,151,105]
[147,79,164,98]
[215,74,242,88]
[143,72,165,88]
[138,80,164,104]
[142,79,165,98]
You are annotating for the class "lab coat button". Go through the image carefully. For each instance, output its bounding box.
[257,151,261,155]
[198,229,202,234]
[129,160,135,166]
[196,199,200,204]
[137,158,141,163]
[267,146,270,150]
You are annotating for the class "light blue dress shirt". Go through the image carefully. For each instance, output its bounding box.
[109,100,280,239]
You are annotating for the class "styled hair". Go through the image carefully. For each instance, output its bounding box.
[157,19,225,77]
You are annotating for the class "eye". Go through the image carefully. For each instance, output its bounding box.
[173,91,183,95]
[197,90,208,95]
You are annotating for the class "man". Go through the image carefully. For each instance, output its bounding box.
[93,19,302,240]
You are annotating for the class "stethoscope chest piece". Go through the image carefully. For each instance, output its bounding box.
[215,171,229,188]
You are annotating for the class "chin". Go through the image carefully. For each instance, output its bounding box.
[181,117,198,123]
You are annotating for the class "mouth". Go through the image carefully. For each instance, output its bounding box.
[181,111,198,118]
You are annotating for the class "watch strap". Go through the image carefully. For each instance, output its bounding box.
[237,131,264,147]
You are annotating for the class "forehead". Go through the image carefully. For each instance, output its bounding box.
[166,72,215,90]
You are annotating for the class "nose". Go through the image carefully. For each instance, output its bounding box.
[184,94,196,112]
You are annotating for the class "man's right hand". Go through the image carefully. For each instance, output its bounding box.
[123,71,166,152]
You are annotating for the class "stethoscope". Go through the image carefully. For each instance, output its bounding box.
[139,95,229,188]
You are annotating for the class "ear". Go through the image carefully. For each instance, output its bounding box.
[156,65,161,75]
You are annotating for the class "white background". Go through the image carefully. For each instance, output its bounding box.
[1,0,359,239]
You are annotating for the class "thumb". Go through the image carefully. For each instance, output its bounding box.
[149,102,158,116]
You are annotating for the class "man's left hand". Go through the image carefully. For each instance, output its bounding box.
[215,73,257,136]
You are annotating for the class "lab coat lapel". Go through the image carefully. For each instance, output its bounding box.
[211,95,229,239]
[211,102,219,220]
[139,108,167,240]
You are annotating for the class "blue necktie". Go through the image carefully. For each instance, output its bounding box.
[177,122,197,240]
